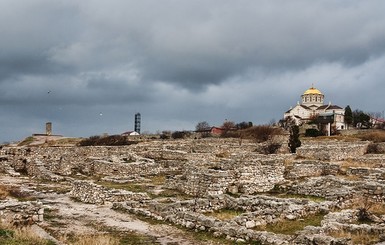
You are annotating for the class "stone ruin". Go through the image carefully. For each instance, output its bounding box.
[1,137,385,244]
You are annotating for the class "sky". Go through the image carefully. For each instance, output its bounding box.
[1,0,385,143]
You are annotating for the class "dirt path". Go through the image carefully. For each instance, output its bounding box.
[41,194,200,245]
[1,175,212,245]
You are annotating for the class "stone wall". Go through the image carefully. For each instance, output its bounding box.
[284,160,340,179]
[353,154,385,166]
[113,194,339,244]
[166,155,288,196]
[69,180,150,204]
[0,200,44,226]
[281,176,385,202]
[296,141,370,161]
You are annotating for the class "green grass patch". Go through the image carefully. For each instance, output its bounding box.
[264,189,326,203]
[262,213,325,235]
[273,193,326,203]
[17,137,35,146]
[154,188,191,200]
[96,181,148,193]
[34,182,72,194]
[205,209,243,220]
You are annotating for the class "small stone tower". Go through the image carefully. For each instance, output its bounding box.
[46,122,52,136]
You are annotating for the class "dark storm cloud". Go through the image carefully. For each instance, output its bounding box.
[112,0,385,90]
[0,1,83,79]
[1,0,385,142]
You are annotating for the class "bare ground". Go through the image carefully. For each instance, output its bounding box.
[1,175,223,245]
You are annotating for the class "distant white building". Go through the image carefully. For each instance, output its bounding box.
[284,86,346,130]
[121,131,140,136]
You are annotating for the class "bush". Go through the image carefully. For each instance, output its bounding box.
[367,143,383,154]
[241,125,282,142]
[221,130,240,138]
[262,143,281,154]
[288,125,301,153]
[171,131,192,139]
[78,135,138,146]
[159,131,171,139]
[305,128,323,137]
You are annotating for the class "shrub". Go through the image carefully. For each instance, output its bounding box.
[159,131,171,139]
[367,143,382,154]
[221,130,240,138]
[356,197,375,224]
[241,125,282,142]
[288,125,301,153]
[171,131,192,139]
[78,135,138,146]
[305,128,323,137]
[262,143,281,154]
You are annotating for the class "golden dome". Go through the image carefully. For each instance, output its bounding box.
[303,86,322,95]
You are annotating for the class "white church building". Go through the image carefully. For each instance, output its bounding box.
[284,86,346,131]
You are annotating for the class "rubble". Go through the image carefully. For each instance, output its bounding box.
[1,137,384,244]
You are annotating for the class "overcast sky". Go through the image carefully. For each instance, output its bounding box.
[1,0,385,142]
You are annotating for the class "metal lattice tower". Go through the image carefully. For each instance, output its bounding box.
[134,113,141,134]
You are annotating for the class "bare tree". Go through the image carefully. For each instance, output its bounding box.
[195,121,211,131]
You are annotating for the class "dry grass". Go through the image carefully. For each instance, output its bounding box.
[0,185,9,199]
[0,222,54,245]
[261,213,325,235]
[70,234,119,245]
[96,181,148,193]
[48,138,82,146]
[155,188,191,200]
[369,202,385,215]
[215,151,231,158]
[348,197,385,216]
[150,175,166,185]
[340,160,376,169]
[240,125,283,142]
[0,184,36,201]
[357,131,385,143]
[17,137,35,146]
[303,135,359,142]
[329,230,380,244]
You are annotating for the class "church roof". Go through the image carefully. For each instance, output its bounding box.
[303,86,323,95]
[285,104,311,113]
[317,104,343,110]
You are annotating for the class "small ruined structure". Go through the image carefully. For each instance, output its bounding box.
[46,122,52,136]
